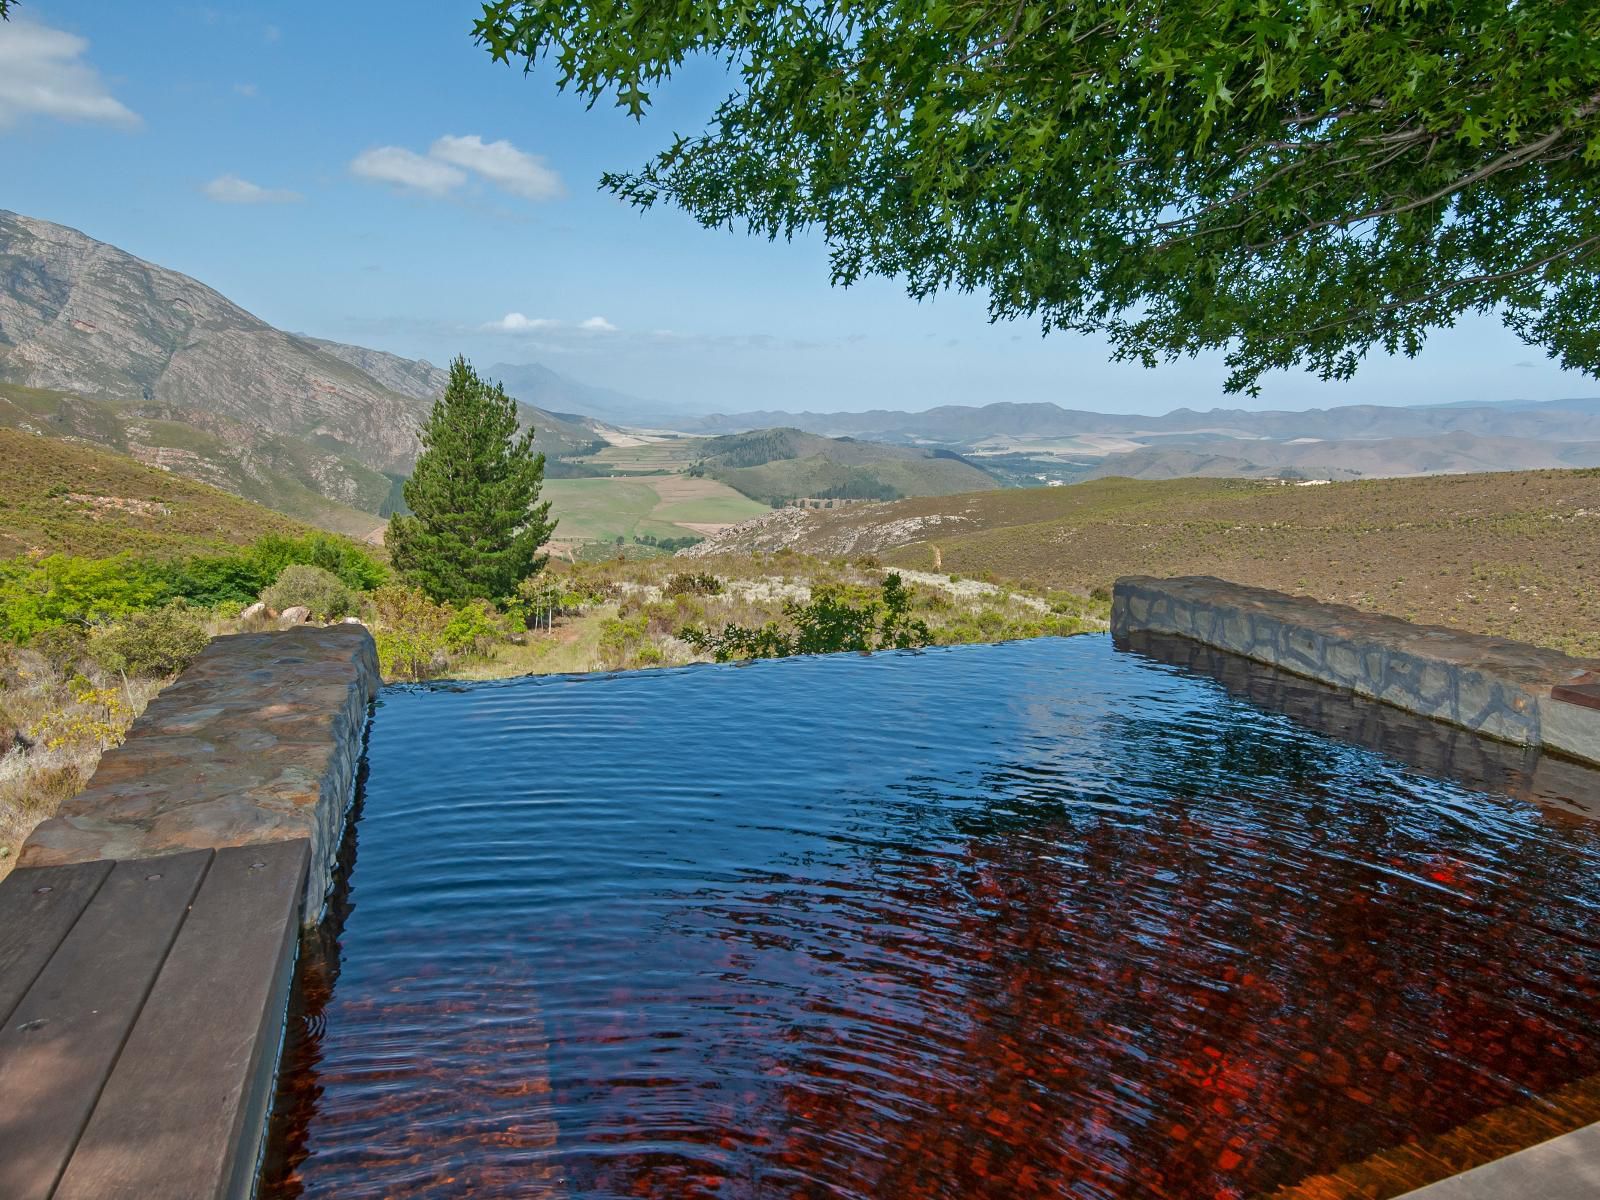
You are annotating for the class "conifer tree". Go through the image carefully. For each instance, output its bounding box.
[388,357,555,603]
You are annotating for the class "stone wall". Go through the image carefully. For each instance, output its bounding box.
[1112,576,1600,766]
[18,624,379,920]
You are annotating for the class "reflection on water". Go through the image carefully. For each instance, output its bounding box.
[259,636,1600,1199]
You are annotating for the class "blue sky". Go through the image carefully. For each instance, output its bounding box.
[5,1,1595,417]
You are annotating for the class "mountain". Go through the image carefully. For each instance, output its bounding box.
[485,361,683,428]
[0,211,610,529]
[304,339,604,457]
[689,396,1600,449]
[0,425,322,559]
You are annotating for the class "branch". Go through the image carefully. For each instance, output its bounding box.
[1288,231,1600,341]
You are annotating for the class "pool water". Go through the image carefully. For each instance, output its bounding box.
[260,636,1600,1199]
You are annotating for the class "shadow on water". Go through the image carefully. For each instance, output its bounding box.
[256,707,370,1198]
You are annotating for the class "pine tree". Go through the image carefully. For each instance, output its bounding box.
[387,357,555,603]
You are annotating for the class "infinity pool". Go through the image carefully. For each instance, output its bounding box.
[260,635,1600,1199]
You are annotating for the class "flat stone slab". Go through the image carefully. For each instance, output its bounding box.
[1396,1121,1600,1199]
[1112,575,1600,765]
[18,624,379,918]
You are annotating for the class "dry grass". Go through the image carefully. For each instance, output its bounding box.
[0,645,165,878]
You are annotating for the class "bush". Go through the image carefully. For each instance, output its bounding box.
[90,604,210,678]
[248,533,386,593]
[443,601,506,656]
[0,554,168,643]
[261,565,355,620]
[367,586,452,680]
[665,571,723,597]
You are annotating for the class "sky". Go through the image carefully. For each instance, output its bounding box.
[4,1,1596,417]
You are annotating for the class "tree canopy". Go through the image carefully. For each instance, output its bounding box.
[476,1,1600,393]
[388,357,555,604]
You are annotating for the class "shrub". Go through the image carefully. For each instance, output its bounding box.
[367,586,452,680]
[665,571,723,597]
[248,533,386,592]
[261,565,355,620]
[0,554,168,643]
[444,600,507,656]
[89,605,210,678]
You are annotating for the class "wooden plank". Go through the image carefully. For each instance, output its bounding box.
[0,850,211,1200]
[0,860,115,1028]
[55,840,310,1200]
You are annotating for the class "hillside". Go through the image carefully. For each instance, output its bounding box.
[692,428,999,503]
[0,426,322,558]
[0,211,609,524]
[684,469,1600,656]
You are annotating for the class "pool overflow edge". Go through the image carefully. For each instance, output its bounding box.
[0,625,379,1200]
[4,596,1599,1197]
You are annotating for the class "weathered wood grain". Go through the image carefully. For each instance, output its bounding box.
[0,860,115,1028]
[0,850,211,1200]
[54,840,310,1200]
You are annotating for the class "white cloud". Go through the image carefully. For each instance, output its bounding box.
[429,134,565,201]
[203,173,300,204]
[0,21,140,129]
[350,134,563,203]
[349,146,466,196]
[579,315,617,332]
[487,313,559,332]
[233,82,258,98]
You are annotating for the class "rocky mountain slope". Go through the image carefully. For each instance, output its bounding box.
[0,211,608,527]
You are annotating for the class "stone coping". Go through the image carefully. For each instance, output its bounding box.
[1111,575,1600,765]
[18,624,379,919]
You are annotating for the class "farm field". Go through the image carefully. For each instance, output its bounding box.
[543,474,769,545]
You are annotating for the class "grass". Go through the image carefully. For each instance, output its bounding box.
[691,470,1600,658]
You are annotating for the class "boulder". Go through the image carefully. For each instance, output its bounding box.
[279,606,311,627]
[241,601,268,620]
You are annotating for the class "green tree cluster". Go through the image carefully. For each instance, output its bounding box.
[477,1,1600,392]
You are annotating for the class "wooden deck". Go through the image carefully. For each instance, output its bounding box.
[0,839,309,1200]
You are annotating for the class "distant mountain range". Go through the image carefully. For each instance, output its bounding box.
[0,210,617,530]
[686,396,1600,481]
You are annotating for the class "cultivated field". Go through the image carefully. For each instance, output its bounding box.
[687,470,1600,657]
[544,475,770,544]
